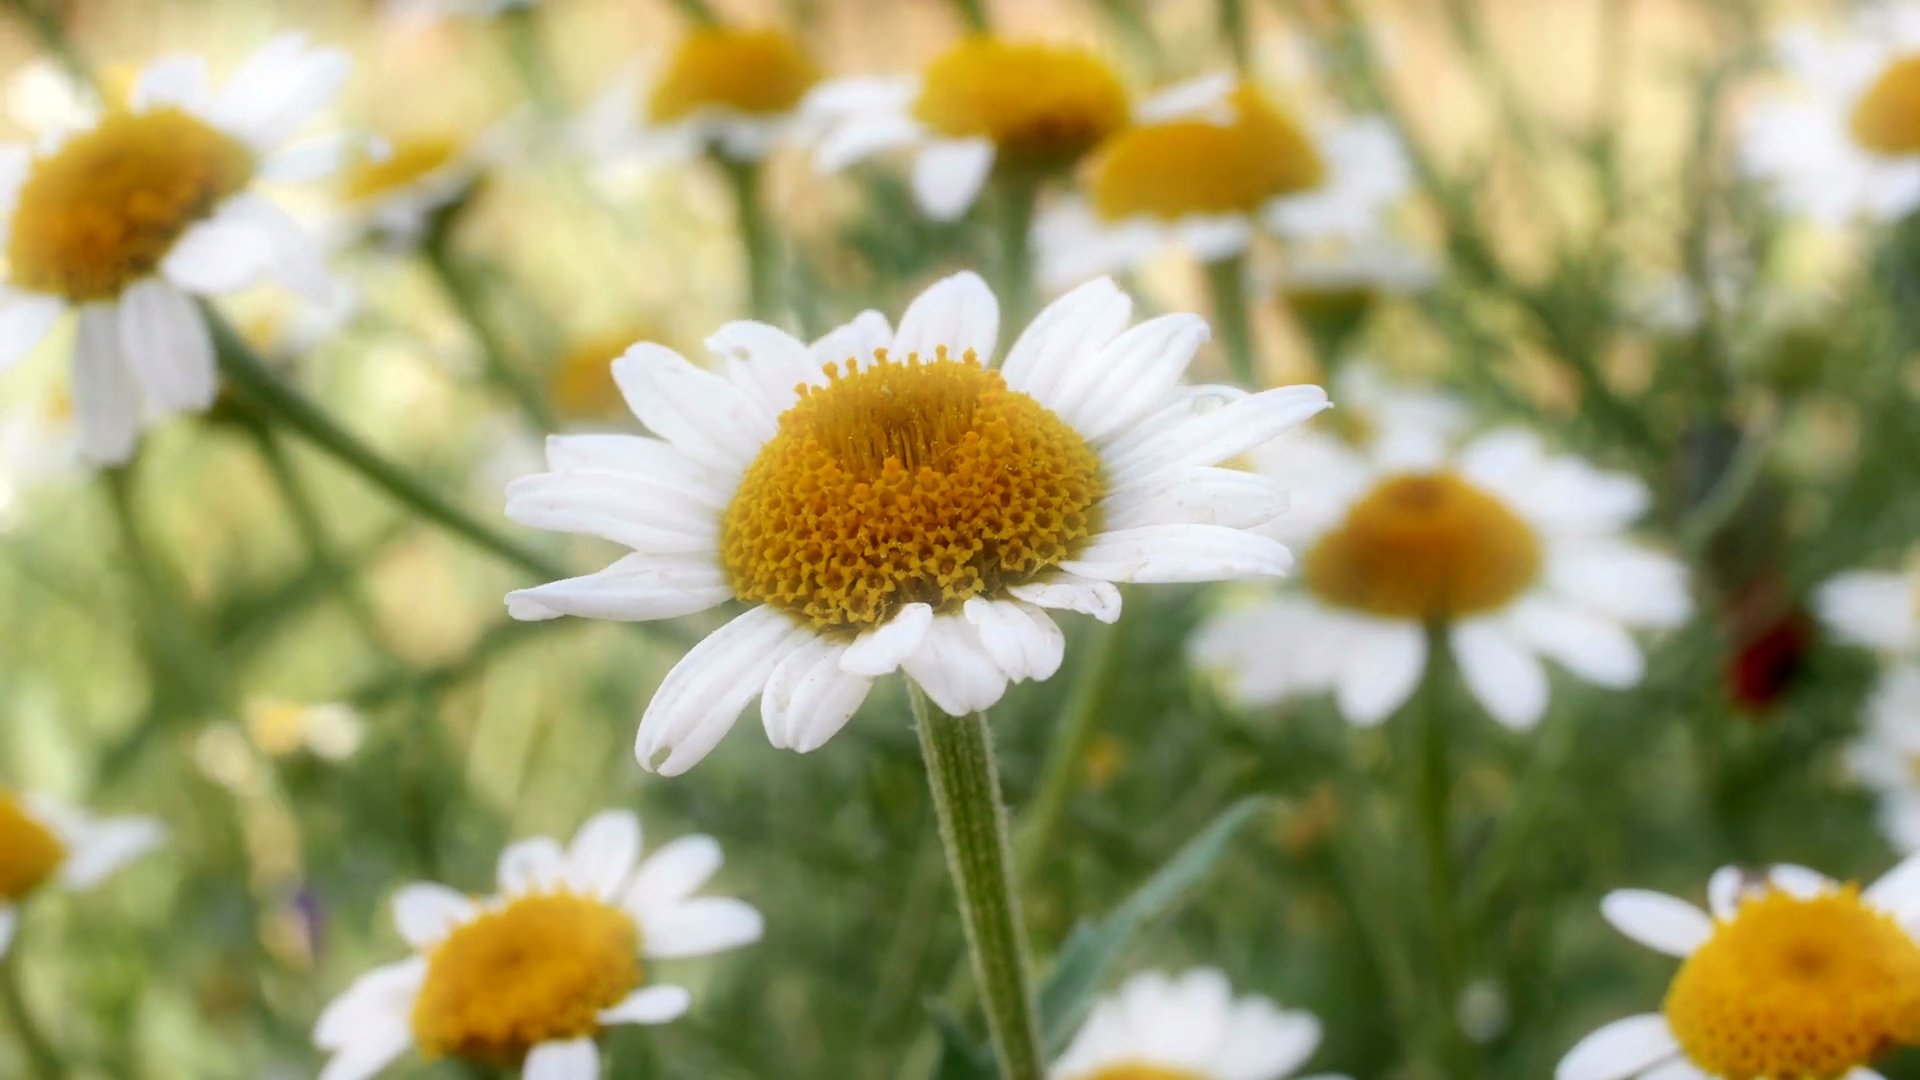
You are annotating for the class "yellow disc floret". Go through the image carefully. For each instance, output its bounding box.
[341,135,461,204]
[913,38,1129,169]
[720,349,1103,632]
[1852,56,1920,156]
[1304,472,1541,620]
[1089,84,1324,222]
[1664,884,1920,1079]
[411,892,640,1067]
[647,28,819,123]
[1078,1066,1207,1080]
[6,108,255,302]
[0,794,65,902]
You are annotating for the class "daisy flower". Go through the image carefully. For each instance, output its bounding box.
[314,810,759,1080]
[1741,6,1920,225]
[0,35,350,464]
[1818,557,1920,661]
[504,271,1329,774]
[1276,234,1436,320]
[1818,557,1920,849]
[0,791,164,956]
[579,26,820,166]
[1051,968,1346,1080]
[1557,857,1920,1080]
[333,130,482,247]
[805,37,1139,222]
[1036,79,1410,289]
[1190,386,1689,729]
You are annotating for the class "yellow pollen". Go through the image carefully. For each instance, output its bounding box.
[1088,84,1324,222]
[720,349,1103,632]
[912,37,1129,169]
[1078,1065,1208,1080]
[1664,885,1920,1079]
[646,28,819,123]
[6,108,255,302]
[341,136,461,204]
[1852,56,1920,156]
[411,892,640,1068]
[1304,471,1541,620]
[0,794,65,902]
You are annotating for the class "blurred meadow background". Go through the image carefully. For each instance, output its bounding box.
[3,0,1920,1078]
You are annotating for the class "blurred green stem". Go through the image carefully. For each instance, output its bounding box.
[1016,616,1124,878]
[1,935,61,1080]
[995,172,1040,335]
[1218,0,1251,71]
[950,0,991,32]
[666,0,719,25]
[422,240,560,430]
[909,687,1043,1080]
[719,157,781,323]
[1203,254,1259,385]
[499,5,564,115]
[1407,624,1473,1079]
[103,466,229,716]
[207,311,564,583]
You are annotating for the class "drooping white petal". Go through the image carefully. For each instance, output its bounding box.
[210,35,351,152]
[635,606,815,775]
[1545,541,1692,629]
[911,137,995,221]
[314,957,427,1050]
[962,598,1064,683]
[1450,619,1550,729]
[1816,571,1920,653]
[1060,524,1293,584]
[598,985,693,1026]
[1554,1014,1680,1080]
[901,613,1012,715]
[1600,890,1713,958]
[523,1038,600,1080]
[160,214,276,294]
[1052,314,1210,442]
[1006,572,1122,624]
[998,276,1132,406]
[497,836,568,896]
[841,602,934,676]
[1506,595,1646,689]
[131,55,210,113]
[504,472,720,553]
[212,194,336,303]
[612,343,774,469]
[71,302,143,465]
[0,290,63,374]
[117,279,217,413]
[565,810,642,901]
[891,271,998,366]
[624,835,723,917]
[392,883,477,948]
[505,553,731,623]
[1333,619,1426,726]
[815,112,924,172]
[641,897,765,958]
[762,636,873,753]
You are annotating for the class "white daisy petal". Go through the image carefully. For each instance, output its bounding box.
[641,897,765,958]
[391,883,477,948]
[1816,571,1920,652]
[1866,852,1920,915]
[0,908,13,958]
[1600,890,1713,957]
[815,112,923,172]
[901,613,1012,715]
[504,472,720,553]
[1213,1003,1323,1080]
[160,214,276,294]
[1768,864,1833,899]
[523,1038,600,1080]
[811,310,892,369]
[962,597,1065,683]
[1708,865,1752,919]
[210,35,351,152]
[258,132,355,183]
[612,343,775,469]
[999,276,1133,406]
[624,835,723,917]
[1060,524,1293,583]
[131,55,210,112]
[841,602,935,677]
[1507,595,1646,689]
[566,810,642,901]
[0,290,63,374]
[117,279,217,414]
[314,956,427,1051]
[1333,619,1426,726]
[540,434,731,503]
[1103,385,1332,483]
[911,137,995,221]
[497,836,568,896]
[1054,313,1211,442]
[71,303,143,465]
[598,985,693,1026]
[1638,1060,1710,1080]
[214,194,336,303]
[505,553,731,623]
[317,1022,413,1080]
[635,606,815,776]
[1546,542,1692,629]
[1555,1014,1680,1080]
[891,271,998,365]
[1135,72,1237,124]
[1451,619,1550,729]
[761,636,873,754]
[706,320,826,418]
[1099,467,1287,532]
[1006,572,1123,624]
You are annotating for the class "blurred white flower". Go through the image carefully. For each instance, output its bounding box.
[0,791,164,956]
[1051,968,1342,1080]
[0,35,350,464]
[328,132,482,249]
[1036,79,1410,288]
[314,810,758,1080]
[0,386,77,529]
[1273,234,1437,301]
[1742,7,1920,225]
[1819,557,1920,851]
[1558,857,1920,1080]
[1817,558,1920,659]
[244,699,366,762]
[503,272,1328,774]
[1191,378,1689,729]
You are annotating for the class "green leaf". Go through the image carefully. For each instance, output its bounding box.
[1037,797,1267,1053]
[928,1000,997,1080]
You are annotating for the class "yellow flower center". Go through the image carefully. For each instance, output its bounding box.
[1664,885,1920,1079]
[912,38,1129,169]
[6,107,255,302]
[720,349,1103,632]
[646,28,819,123]
[1078,1065,1207,1080]
[411,892,640,1067]
[1851,56,1920,156]
[548,331,651,421]
[1089,84,1324,222]
[0,794,66,902]
[340,136,461,204]
[1304,471,1541,620]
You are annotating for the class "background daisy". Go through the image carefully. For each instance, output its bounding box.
[0,792,163,956]
[1051,968,1344,1080]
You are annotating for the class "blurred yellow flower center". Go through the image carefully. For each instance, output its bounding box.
[412,892,639,1067]
[0,795,65,901]
[1851,57,1920,156]
[1304,471,1541,620]
[1089,85,1323,221]
[6,107,255,302]
[912,38,1128,168]
[341,136,461,203]
[1079,1066,1206,1080]
[1664,885,1920,1079]
[548,332,646,420]
[647,28,819,123]
[721,350,1103,631]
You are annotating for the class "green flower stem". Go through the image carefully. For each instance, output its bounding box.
[909,686,1044,1080]
[103,466,230,717]
[666,0,719,26]
[1217,0,1251,72]
[1405,623,1474,1079]
[207,311,564,584]
[950,0,991,32]
[1015,615,1124,878]
[718,157,781,323]
[995,172,1041,336]
[1,933,61,1080]
[423,241,560,431]
[499,5,565,116]
[1203,253,1259,386]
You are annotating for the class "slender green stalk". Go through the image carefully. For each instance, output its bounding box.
[994,172,1041,336]
[909,686,1044,1080]
[666,0,720,25]
[0,938,62,1080]
[1326,727,1425,1058]
[1203,254,1259,386]
[103,467,230,716]
[206,311,564,583]
[1405,624,1473,1078]
[718,157,781,323]
[1016,617,1124,878]
[422,242,559,430]
[950,0,991,32]
[1217,0,1251,71]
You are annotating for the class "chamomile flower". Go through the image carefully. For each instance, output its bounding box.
[334,131,482,247]
[805,37,1139,221]
[1818,557,1920,849]
[0,35,349,464]
[504,271,1328,774]
[1051,968,1345,1080]
[1036,80,1409,288]
[1557,857,1920,1080]
[314,810,759,1080]
[579,27,820,166]
[1742,6,1920,225]
[1190,389,1689,729]
[1817,557,1920,661]
[0,791,164,956]
[1276,235,1436,318]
